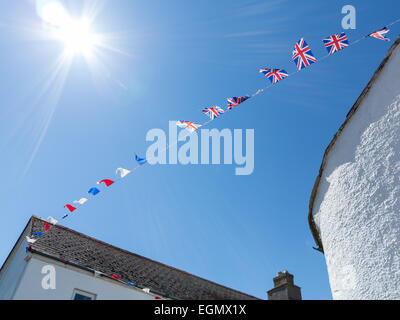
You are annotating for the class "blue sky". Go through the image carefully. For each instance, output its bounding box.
[0,0,398,300]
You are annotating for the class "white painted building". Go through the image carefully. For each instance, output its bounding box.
[0,215,259,300]
[309,36,400,299]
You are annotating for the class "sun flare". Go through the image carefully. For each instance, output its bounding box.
[38,1,100,57]
[55,19,97,56]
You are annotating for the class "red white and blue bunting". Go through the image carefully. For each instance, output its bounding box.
[26,19,400,298]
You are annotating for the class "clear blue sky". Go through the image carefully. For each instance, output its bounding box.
[0,0,398,300]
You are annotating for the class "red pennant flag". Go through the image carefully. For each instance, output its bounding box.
[98,179,115,187]
[43,222,50,231]
[155,296,162,300]
[64,204,77,213]
[111,274,120,280]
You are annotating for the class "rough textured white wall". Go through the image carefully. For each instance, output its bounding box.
[13,255,158,300]
[312,45,400,300]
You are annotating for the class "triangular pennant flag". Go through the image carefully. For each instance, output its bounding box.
[64,204,77,213]
[26,236,37,244]
[135,154,147,166]
[73,198,88,205]
[42,222,50,231]
[116,168,131,178]
[369,27,391,41]
[32,232,43,238]
[97,179,115,187]
[94,271,103,277]
[111,274,120,280]
[88,187,100,196]
[142,288,151,293]
[47,217,58,225]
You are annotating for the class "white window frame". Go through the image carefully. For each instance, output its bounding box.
[72,289,97,300]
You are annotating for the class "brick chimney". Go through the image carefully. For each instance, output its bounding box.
[267,270,302,300]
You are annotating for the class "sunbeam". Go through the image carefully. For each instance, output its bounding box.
[8,0,126,176]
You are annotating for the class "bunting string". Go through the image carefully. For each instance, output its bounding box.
[26,19,400,298]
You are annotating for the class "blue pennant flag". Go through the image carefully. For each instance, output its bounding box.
[32,232,43,238]
[88,187,100,196]
[135,154,147,166]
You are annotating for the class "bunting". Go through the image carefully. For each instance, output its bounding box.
[47,216,58,225]
[74,198,88,205]
[227,96,250,110]
[64,204,77,213]
[202,106,225,120]
[323,33,349,55]
[259,68,288,84]
[28,19,398,300]
[369,27,391,41]
[292,38,317,70]
[176,121,202,132]
[43,222,50,231]
[135,154,147,166]
[97,179,115,187]
[116,168,131,178]
[26,236,37,244]
[88,187,100,196]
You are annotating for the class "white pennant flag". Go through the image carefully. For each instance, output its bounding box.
[47,216,58,225]
[142,288,150,293]
[74,198,88,205]
[94,270,103,277]
[26,236,37,244]
[116,168,131,178]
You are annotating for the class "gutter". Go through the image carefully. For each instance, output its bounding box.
[27,247,179,300]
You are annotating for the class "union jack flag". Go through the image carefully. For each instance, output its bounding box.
[259,68,289,84]
[369,27,390,41]
[292,38,317,70]
[323,33,349,55]
[227,96,250,110]
[202,106,225,119]
[176,121,202,132]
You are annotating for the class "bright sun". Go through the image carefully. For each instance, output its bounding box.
[55,19,97,56]
[39,1,99,57]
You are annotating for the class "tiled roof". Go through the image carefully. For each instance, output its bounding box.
[28,216,259,300]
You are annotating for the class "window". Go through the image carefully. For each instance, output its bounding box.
[72,289,96,300]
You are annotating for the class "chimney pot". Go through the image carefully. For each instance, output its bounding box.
[267,270,302,300]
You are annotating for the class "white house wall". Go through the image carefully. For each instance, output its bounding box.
[0,238,29,299]
[312,44,400,299]
[13,254,158,300]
